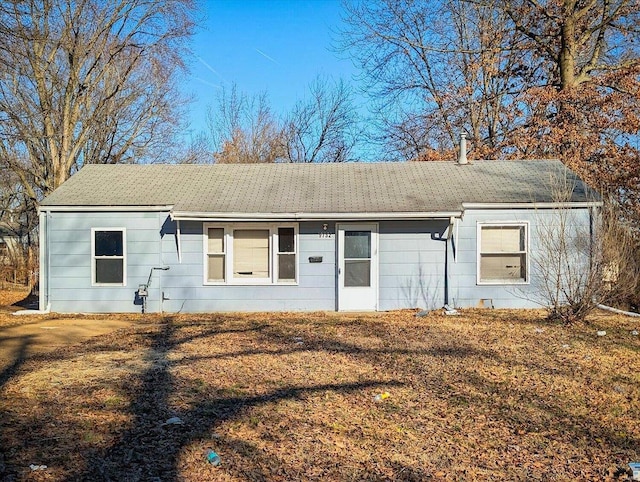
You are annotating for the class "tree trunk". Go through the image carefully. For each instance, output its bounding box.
[559,2,578,90]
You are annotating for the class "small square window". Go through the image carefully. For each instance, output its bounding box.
[96,258,124,284]
[95,231,123,256]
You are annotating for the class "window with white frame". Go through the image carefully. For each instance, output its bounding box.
[92,228,126,285]
[277,227,296,282]
[204,224,297,284]
[206,227,225,282]
[478,223,528,284]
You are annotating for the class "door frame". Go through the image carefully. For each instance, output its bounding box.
[336,223,379,311]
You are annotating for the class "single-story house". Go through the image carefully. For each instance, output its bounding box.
[37,158,599,313]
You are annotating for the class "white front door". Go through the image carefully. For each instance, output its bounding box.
[337,223,378,311]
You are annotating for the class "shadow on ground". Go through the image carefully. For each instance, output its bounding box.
[0,311,637,481]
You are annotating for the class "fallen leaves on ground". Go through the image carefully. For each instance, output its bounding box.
[0,289,29,308]
[0,306,638,481]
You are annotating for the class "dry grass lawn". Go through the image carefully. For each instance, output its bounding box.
[0,291,639,480]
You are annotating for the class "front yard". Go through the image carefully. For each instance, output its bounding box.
[0,299,639,480]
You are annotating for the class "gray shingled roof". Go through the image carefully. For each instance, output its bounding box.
[40,160,597,215]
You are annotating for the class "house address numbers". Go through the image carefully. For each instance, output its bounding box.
[319,223,333,238]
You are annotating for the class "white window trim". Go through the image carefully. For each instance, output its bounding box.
[202,222,299,286]
[91,227,127,287]
[204,226,226,283]
[476,221,529,285]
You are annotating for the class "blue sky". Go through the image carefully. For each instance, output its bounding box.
[182,0,358,141]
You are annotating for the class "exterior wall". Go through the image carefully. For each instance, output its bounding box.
[44,213,338,312]
[43,213,450,313]
[450,207,593,308]
[42,208,592,313]
[378,220,448,310]
[44,211,169,313]
[160,220,336,312]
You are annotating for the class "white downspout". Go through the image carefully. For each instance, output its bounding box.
[38,210,46,311]
[46,211,51,311]
[176,220,182,263]
[159,212,164,313]
[454,217,459,263]
[596,304,640,318]
[17,210,51,315]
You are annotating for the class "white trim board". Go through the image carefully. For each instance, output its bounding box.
[172,211,462,221]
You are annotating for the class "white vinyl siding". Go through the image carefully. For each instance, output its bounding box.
[203,223,298,285]
[477,223,528,284]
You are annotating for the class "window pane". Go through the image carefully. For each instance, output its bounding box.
[278,227,294,253]
[278,254,295,281]
[233,229,269,278]
[345,259,371,287]
[207,228,224,253]
[96,258,123,283]
[207,255,225,281]
[345,231,371,258]
[480,254,526,281]
[95,231,123,256]
[481,226,523,252]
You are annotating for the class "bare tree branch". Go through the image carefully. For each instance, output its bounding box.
[284,76,359,163]
[0,0,196,199]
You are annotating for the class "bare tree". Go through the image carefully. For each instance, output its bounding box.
[177,131,214,165]
[339,0,526,160]
[208,85,285,164]
[340,0,640,227]
[498,0,640,91]
[0,0,196,202]
[209,77,360,163]
[0,166,38,289]
[498,0,640,227]
[284,77,359,163]
[530,178,640,323]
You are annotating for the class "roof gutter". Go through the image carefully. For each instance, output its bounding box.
[38,205,173,213]
[462,201,602,210]
[37,202,601,217]
[170,211,463,222]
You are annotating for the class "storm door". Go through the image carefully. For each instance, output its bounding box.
[337,224,378,311]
